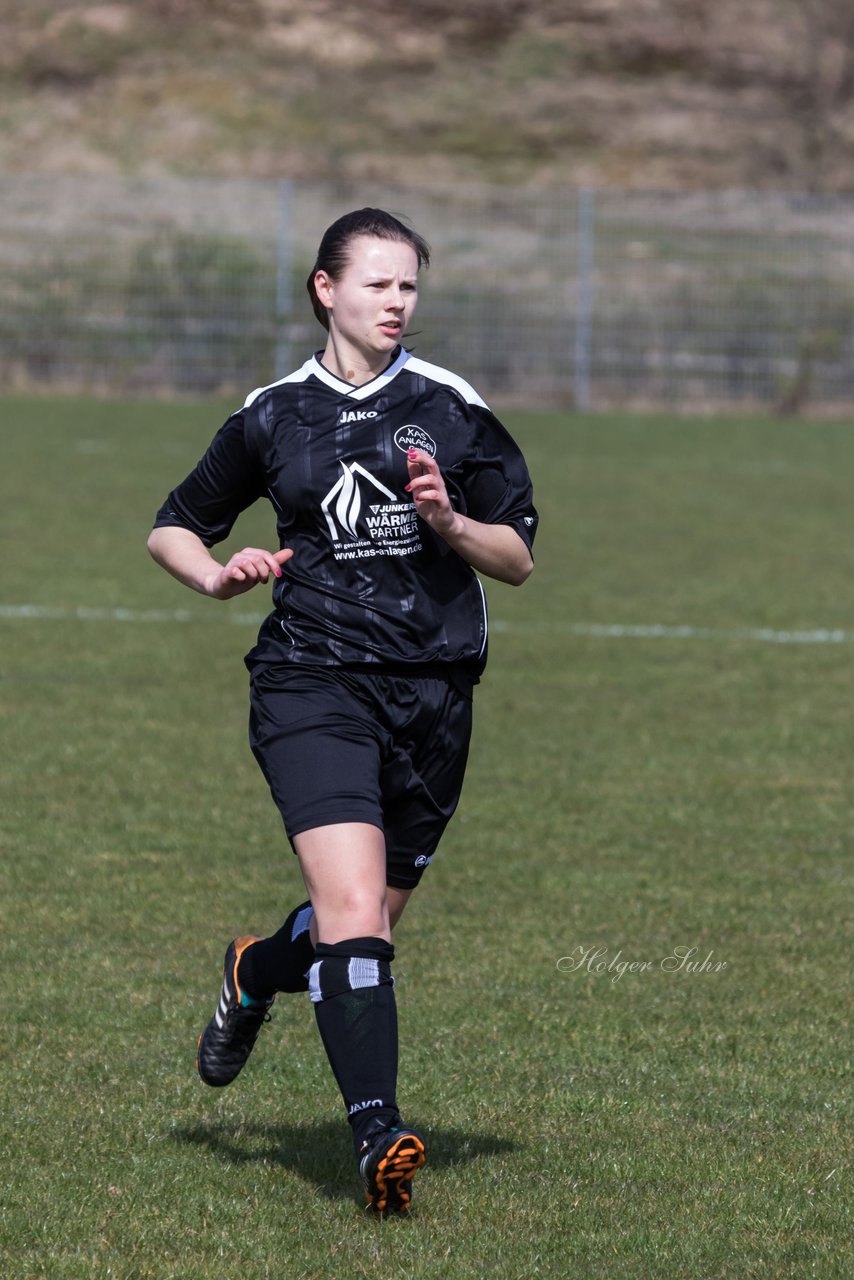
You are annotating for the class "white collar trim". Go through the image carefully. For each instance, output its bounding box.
[310,347,410,400]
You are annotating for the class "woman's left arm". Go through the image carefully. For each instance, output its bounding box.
[405,448,534,586]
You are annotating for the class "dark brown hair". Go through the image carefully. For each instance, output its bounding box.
[306,208,431,330]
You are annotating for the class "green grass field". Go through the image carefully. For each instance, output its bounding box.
[0,395,851,1279]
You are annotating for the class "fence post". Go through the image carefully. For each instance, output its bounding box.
[574,186,595,411]
[275,179,294,378]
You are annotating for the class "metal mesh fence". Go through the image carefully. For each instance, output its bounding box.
[581,190,854,414]
[2,176,854,413]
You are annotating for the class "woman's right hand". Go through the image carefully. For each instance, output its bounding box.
[207,546,293,599]
[148,526,294,599]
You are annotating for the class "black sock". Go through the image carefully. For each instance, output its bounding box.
[238,900,315,997]
[309,936,401,1151]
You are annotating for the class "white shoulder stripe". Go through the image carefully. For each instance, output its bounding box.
[241,358,315,409]
[402,355,489,408]
[239,351,489,410]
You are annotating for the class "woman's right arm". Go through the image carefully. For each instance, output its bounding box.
[147,525,292,600]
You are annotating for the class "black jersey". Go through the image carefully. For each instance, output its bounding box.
[153,347,538,679]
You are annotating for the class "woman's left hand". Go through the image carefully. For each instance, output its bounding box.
[404,448,463,539]
[404,447,533,586]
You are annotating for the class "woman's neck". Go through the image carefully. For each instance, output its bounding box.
[320,337,398,387]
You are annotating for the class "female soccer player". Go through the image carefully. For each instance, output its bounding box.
[148,207,538,1214]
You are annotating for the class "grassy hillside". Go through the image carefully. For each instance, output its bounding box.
[2,0,854,190]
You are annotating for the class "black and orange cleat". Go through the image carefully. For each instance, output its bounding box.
[359,1125,426,1215]
[196,936,274,1087]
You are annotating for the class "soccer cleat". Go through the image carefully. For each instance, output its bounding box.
[196,936,275,1087]
[359,1125,426,1215]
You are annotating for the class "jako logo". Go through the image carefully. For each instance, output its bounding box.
[348,1099,384,1114]
[321,461,397,540]
[338,409,378,425]
[414,854,433,868]
[394,424,437,457]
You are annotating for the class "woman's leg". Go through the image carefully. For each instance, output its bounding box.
[295,821,424,1210]
[295,821,390,942]
[295,822,402,1143]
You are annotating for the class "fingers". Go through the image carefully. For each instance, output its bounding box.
[406,447,435,480]
[404,448,461,538]
[406,477,445,503]
[216,546,291,597]
[405,448,444,500]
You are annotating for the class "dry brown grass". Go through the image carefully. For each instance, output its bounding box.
[1,0,854,189]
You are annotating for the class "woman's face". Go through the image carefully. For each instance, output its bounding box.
[315,236,419,365]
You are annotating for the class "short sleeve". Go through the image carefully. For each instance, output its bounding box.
[449,405,539,552]
[152,412,266,547]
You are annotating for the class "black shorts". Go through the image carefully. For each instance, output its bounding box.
[248,665,474,890]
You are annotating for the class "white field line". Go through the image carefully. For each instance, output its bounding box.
[0,603,852,646]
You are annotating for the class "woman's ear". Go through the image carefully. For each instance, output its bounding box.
[313,270,334,309]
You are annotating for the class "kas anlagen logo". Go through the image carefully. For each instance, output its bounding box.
[393,424,436,456]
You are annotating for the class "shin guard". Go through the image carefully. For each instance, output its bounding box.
[309,936,400,1148]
